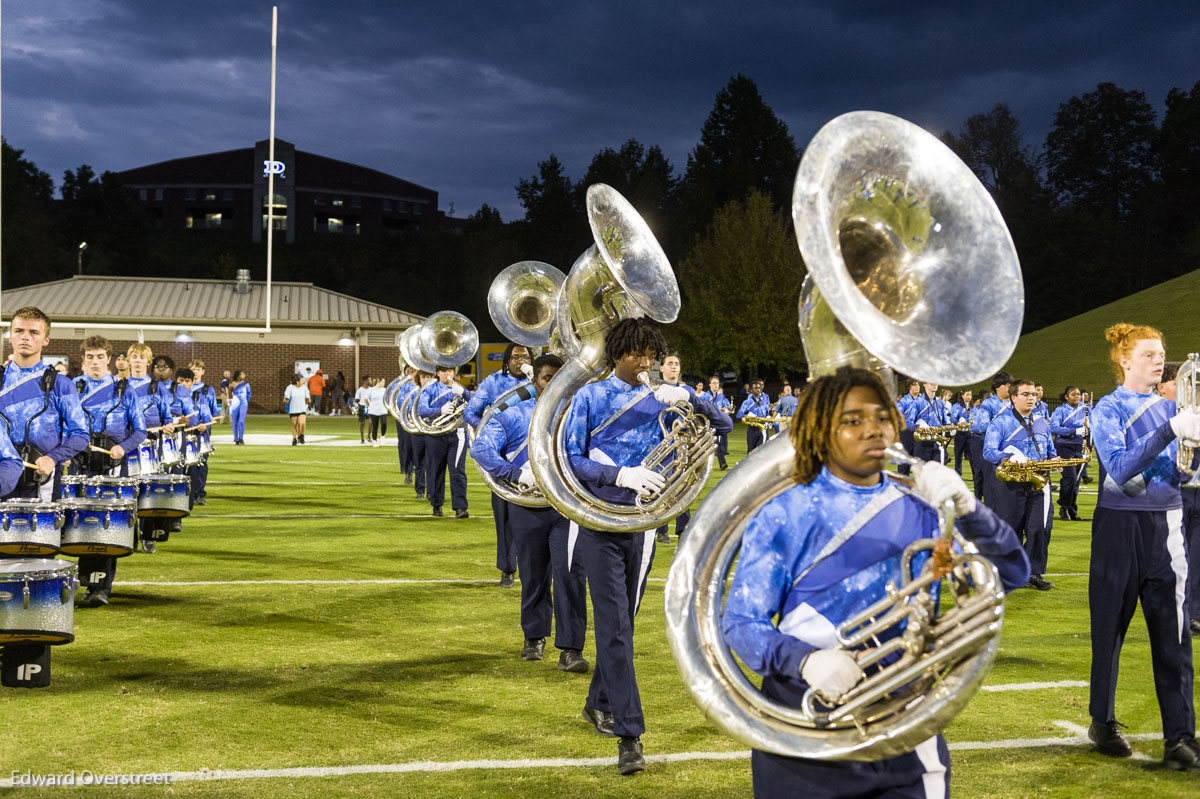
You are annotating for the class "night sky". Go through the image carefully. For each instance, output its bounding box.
[3,1,1196,221]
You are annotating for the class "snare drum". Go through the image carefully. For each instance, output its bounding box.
[0,558,77,644]
[59,498,138,557]
[85,476,141,502]
[199,433,214,455]
[59,475,87,500]
[0,501,65,557]
[137,474,191,519]
[128,438,159,477]
[183,434,201,466]
[159,434,181,466]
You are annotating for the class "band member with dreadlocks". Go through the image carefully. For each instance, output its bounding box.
[0,307,89,690]
[73,336,147,608]
[564,317,730,776]
[464,343,533,586]
[723,366,1028,798]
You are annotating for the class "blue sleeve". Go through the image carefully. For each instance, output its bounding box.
[971,404,992,434]
[177,388,197,417]
[0,427,22,496]
[469,415,521,483]
[564,392,621,487]
[114,392,147,452]
[1093,404,1177,486]
[418,385,444,420]
[736,398,754,419]
[955,503,1031,591]
[983,418,1005,464]
[463,383,489,428]
[46,376,90,463]
[722,503,815,680]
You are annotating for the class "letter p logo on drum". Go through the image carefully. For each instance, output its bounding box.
[17,663,42,681]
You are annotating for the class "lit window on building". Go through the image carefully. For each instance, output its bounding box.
[332,197,344,207]
[186,215,194,229]
[204,190,217,202]
[328,217,344,232]
[205,213,223,228]
[262,193,287,231]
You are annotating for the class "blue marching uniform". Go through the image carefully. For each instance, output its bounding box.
[72,374,147,596]
[655,381,712,541]
[1049,401,1089,519]
[983,408,1057,576]
[723,468,1029,797]
[185,387,213,510]
[1183,467,1200,634]
[392,378,414,483]
[470,399,588,653]
[1089,386,1196,740]
[907,393,949,465]
[396,380,426,499]
[737,393,772,454]
[565,374,730,739]
[465,370,527,574]
[970,395,1010,503]
[192,381,219,502]
[700,390,731,469]
[0,360,89,689]
[950,402,972,476]
[417,381,474,514]
[230,381,251,443]
[895,392,921,475]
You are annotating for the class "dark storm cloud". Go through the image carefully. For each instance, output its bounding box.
[3,0,1196,221]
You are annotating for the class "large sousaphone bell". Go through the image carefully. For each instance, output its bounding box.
[528,184,706,533]
[405,312,479,436]
[665,111,1025,760]
[488,261,567,348]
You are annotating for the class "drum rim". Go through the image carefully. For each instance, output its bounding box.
[0,557,79,578]
[0,500,65,511]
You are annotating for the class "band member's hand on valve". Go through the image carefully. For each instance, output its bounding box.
[653,384,690,405]
[1002,447,1029,463]
[451,383,465,397]
[800,649,864,701]
[914,461,977,516]
[1169,409,1200,447]
[616,465,666,496]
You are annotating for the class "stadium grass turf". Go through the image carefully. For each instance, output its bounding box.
[2,415,1198,797]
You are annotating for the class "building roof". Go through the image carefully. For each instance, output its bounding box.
[0,276,422,329]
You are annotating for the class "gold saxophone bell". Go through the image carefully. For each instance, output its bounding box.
[666,110,1025,760]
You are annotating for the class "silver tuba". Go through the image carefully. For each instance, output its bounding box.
[1178,353,1198,479]
[384,327,420,423]
[527,184,716,533]
[665,110,1025,760]
[408,311,479,436]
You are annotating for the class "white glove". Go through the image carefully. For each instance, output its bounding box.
[615,465,666,496]
[1075,427,1086,436]
[520,363,534,379]
[438,402,456,417]
[916,419,929,428]
[1003,446,1029,464]
[800,649,864,701]
[914,461,977,516]
[517,465,536,489]
[744,411,758,419]
[1169,410,1200,445]
[654,384,690,405]
[451,383,465,397]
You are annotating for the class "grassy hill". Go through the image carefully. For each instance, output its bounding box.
[996,268,1200,398]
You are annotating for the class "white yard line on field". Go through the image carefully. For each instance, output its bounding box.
[981,680,1089,692]
[117,578,503,586]
[2,725,1166,788]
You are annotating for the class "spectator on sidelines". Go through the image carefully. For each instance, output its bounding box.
[284,374,311,445]
[308,369,326,415]
[367,377,388,446]
[354,376,372,444]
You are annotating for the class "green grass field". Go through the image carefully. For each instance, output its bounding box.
[2,415,1198,797]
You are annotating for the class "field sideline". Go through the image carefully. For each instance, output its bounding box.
[2,415,1197,798]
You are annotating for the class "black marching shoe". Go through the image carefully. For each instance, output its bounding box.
[1190,619,1200,637]
[558,649,589,674]
[292,438,297,446]
[1059,507,1070,521]
[432,506,444,517]
[1163,736,1200,772]
[141,539,157,554]
[499,571,515,588]
[617,736,646,775]
[455,508,469,519]
[1027,574,1055,591]
[521,637,545,661]
[404,474,414,485]
[298,435,305,444]
[582,705,616,738]
[655,530,670,545]
[79,588,109,608]
[195,497,207,506]
[1089,719,1133,758]
[167,519,183,533]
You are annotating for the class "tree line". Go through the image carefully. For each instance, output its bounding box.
[3,75,1197,384]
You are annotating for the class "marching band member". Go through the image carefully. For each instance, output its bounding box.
[737,379,772,454]
[776,383,799,428]
[1087,324,1200,770]
[564,318,728,775]
[969,371,1013,503]
[394,366,415,485]
[1158,363,1200,637]
[907,381,949,465]
[1050,386,1089,522]
[126,344,173,553]
[950,389,974,476]
[983,378,1057,591]
[417,365,473,518]
[469,353,589,671]
[404,372,431,501]
[0,307,89,689]
[152,356,197,535]
[229,370,250,445]
[73,336,147,608]
[894,378,921,476]
[722,366,1028,798]
[464,344,532,586]
[700,376,731,470]
[1033,384,1049,420]
[654,353,692,545]
[176,367,211,513]
[188,360,219,505]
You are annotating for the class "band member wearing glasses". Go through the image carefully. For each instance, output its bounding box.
[1086,323,1200,770]
[464,344,533,587]
[470,354,588,672]
[723,366,1028,798]
[564,318,729,775]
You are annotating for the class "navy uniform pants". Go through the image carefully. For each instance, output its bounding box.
[1089,506,1195,739]
[1186,488,1200,625]
[746,426,765,454]
[494,492,517,572]
[1054,438,1084,517]
[574,525,655,738]
[752,735,950,798]
[913,439,945,465]
[991,477,1053,574]
[424,428,468,511]
[952,431,969,475]
[510,503,587,649]
[897,429,916,475]
[715,432,729,468]
[968,435,988,501]
[411,433,428,499]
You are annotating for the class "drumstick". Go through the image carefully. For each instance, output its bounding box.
[88,445,115,455]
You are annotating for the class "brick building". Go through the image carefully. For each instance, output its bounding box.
[1,274,421,413]
[115,138,440,244]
